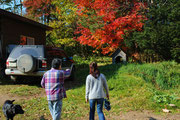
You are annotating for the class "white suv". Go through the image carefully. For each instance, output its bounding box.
[5,45,75,82]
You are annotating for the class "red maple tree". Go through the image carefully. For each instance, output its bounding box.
[23,0,52,22]
[74,0,147,54]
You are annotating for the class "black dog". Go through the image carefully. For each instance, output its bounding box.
[2,100,24,120]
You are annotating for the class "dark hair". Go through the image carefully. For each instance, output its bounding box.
[89,62,100,78]
[52,58,62,69]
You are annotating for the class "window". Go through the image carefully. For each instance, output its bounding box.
[20,35,35,45]
[27,37,35,45]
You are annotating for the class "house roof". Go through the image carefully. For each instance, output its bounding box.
[0,8,52,30]
[111,48,121,57]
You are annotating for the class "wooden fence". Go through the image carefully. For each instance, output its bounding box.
[131,53,163,63]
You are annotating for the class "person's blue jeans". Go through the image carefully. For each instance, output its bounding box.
[89,98,105,120]
[48,100,62,120]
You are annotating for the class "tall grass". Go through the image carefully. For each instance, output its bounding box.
[123,61,180,89]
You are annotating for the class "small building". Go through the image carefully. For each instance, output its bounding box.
[0,8,52,70]
[111,48,127,64]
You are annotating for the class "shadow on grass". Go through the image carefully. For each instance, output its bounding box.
[64,63,122,90]
[0,63,123,90]
[148,117,157,120]
[0,74,42,87]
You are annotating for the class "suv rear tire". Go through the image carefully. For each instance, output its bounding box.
[10,75,18,82]
[17,54,36,73]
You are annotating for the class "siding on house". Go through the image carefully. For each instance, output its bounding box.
[2,16,46,45]
[0,9,52,69]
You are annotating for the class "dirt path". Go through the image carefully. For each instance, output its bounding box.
[0,87,45,106]
[0,93,22,105]
[109,111,180,120]
[72,110,180,120]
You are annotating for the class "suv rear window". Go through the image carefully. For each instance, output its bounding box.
[9,45,44,59]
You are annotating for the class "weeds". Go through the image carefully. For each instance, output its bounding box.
[153,93,177,104]
[125,61,180,89]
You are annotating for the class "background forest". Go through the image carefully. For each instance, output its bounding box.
[0,0,179,62]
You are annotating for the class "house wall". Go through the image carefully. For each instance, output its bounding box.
[1,16,46,55]
[0,16,3,69]
[118,51,126,61]
[0,16,46,68]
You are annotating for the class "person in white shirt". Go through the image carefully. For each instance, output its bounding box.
[86,62,109,120]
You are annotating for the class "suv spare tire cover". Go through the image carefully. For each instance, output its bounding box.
[17,54,36,73]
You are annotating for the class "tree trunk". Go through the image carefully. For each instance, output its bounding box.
[20,0,22,16]
[14,0,16,13]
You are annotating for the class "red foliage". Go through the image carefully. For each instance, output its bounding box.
[20,36,27,45]
[74,0,147,54]
[23,0,52,17]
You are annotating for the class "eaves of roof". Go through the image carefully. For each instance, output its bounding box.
[0,8,52,30]
[111,48,121,57]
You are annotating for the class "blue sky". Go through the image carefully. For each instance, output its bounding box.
[0,0,26,15]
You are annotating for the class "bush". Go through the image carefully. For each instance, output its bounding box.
[73,55,111,69]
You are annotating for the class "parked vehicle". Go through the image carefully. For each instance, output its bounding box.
[5,45,75,82]
[0,44,16,77]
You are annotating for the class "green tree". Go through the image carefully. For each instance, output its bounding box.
[47,0,80,56]
[23,0,92,56]
[124,0,180,62]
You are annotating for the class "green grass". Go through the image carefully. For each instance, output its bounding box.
[10,85,41,96]
[0,59,179,120]
[127,61,180,89]
[0,85,42,96]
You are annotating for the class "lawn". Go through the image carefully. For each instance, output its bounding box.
[0,57,179,120]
